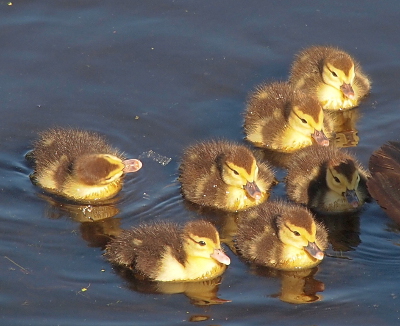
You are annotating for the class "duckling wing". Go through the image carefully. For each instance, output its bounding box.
[367,171,400,224]
[368,142,400,223]
[369,141,400,174]
[105,222,183,279]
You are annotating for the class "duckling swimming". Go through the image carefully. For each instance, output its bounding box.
[289,46,371,111]
[105,220,230,282]
[179,140,276,211]
[368,141,400,224]
[286,145,370,213]
[236,201,328,271]
[244,81,331,153]
[31,128,142,202]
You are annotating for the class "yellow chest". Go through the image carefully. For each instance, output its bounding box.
[317,84,358,111]
[224,185,269,211]
[272,127,314,152]
[274,246,321,271]
[155,252,226,282]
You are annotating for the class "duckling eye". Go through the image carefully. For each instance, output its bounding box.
[232,169,239,175]
[300,118,308,124]
[333,176,340,183]
[331,71,338,77]
[293,231,301,236]
[198,240,206,246]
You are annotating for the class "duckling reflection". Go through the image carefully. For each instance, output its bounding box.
[368,141,400,225]
[39,193,122,249]
[115,267,230,306]
[251,265,324,304]
[39,193,120,222]
[80,218,122,249]
[325,109,361,148]
[316,213,361,252]
[253,147,294,169]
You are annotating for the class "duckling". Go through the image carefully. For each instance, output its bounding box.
[289,46,371,111]
[31,128,142,202]
[105,220,231,282]
[368,141,400,224]
[179,140,276,211]
[286,145,370,213]
[235,201,328,271]
[244,81,332,153]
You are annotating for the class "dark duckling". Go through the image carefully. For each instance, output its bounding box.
[286,145,370,213]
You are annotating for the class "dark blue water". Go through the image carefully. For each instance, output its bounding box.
[1,1,400,325]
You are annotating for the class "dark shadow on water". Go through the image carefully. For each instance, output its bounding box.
[316,211,361,253]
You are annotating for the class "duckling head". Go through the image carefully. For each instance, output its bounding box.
[182,220,230,265]
[72,154,142,186]
[288,95,330,147]
[326,158,361,208]
[72,154,126,185]
[277,212,324,260]
[322,52,355,100]
[217,148,263,200]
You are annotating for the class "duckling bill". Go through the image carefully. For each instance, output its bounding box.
[235,201,328,271]
[105,220,230,282]
[30,128,142,202]
[179,140,276,211]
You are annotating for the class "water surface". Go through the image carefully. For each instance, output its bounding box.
[1,1,400,325]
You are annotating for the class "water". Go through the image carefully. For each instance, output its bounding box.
[1,1,400,325]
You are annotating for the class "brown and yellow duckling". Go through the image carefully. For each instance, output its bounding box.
[244,81,331,153]
[286,145,370,213]
[31,128,142,202]
[368,141,400,224]
[179,140,276,211]
[289,46,371,111]
[105,220,231,282]
[235,201,328,271]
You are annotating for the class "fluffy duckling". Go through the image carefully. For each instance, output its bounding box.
[244,81,331,153]
[179,140,276,211]
[368,141,400,224]
[289,46,371,111]
[236,201,328,271]
[286,145,370,213]
[105,220,231,282]
[31,128,142,202]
